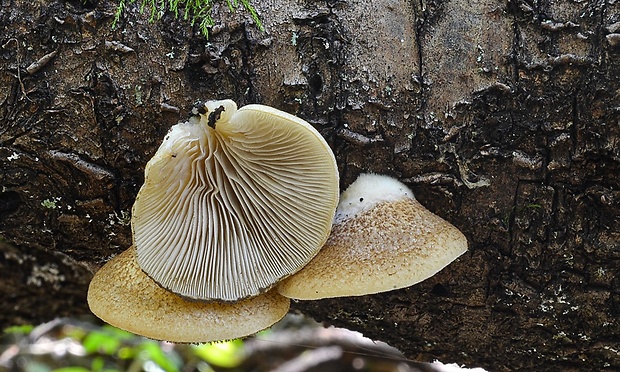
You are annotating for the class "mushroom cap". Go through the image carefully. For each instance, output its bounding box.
[277,173,467,300]
[131,99,339,302]
[87,247,290,343]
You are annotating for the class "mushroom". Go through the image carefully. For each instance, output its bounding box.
[87,246,290,343]
[131,99,339,302]
[277,173,467,300]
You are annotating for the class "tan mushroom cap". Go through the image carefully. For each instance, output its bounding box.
[278,173,467,300]
[87,247,290,343]
[132,99,339,302]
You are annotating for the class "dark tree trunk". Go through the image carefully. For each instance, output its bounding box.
[1,0,619,370]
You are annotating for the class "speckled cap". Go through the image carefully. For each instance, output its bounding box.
[87,246,290,343]
[278,173,467,300]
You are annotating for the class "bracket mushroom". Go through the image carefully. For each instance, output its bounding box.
[278,173,468,300]
[131,99,339,302]
[87,247,290,343]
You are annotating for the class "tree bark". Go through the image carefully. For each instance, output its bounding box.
[1,0,619,370]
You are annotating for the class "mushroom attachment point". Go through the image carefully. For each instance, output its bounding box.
[277,173,468,300]
[132,99,339,302]
[87,247,290,343]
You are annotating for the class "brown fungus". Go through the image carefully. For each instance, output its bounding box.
[87,247,290,343]
[278,173,468,300]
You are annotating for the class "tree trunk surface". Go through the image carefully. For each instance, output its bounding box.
[1,0,619,370]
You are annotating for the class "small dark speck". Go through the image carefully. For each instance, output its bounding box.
[431,283,450,297]
[171,154,177,158]
[207,105,225,129]
[165,135,170,140]
[359,197,364,202]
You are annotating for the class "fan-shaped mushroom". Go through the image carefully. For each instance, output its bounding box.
[132,100,339,302]
[87,247,290,342]
[278,173,467,300]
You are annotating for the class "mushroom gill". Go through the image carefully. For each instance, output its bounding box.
[132,100,339,302]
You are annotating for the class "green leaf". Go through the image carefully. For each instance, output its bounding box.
[139,341,180,372]
[192,340,244,368]
[82,326,134,355]
[91,356,105,372]
[52,368,91,372]
[82,331,121,355]
[3,324,34,335]
[118,346,136,359]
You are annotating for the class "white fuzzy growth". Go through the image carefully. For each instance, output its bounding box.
[333,173,414,224]
[145,120,203,167]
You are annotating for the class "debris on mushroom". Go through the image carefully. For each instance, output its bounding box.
[87,246,290,343]
[278,173,468,300]
[132,99,339,302]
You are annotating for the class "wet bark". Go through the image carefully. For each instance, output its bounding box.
[1,0,619,370]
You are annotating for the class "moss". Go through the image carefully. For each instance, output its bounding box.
[41,197,61,209]
[113,0,263,39]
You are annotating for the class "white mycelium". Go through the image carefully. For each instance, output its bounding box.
[334,173,414,224]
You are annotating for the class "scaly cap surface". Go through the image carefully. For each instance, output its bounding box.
[278,173,467,300]
[87,247,290,342]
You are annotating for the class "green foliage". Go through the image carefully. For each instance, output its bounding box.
[53,367,91,372]
[1,320,248,372]
[193,339,244,368]
[3,324,34,335]
[113,0,264,38]
[81,325,134,355]
[138,342,182,372]
[2,322,182,372]
[0,315,436,371]
[79,325,184,372]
